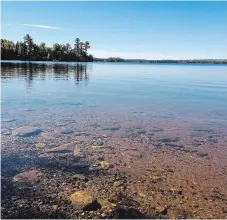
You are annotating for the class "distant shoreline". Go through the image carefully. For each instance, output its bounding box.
[94,58,227,64]
[1,59,227,65]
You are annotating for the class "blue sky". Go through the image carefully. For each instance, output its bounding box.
[2,1,227,59]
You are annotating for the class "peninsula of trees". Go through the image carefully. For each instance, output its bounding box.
[1,34,93,62]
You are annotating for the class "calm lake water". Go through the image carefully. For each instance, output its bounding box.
[1,61,227,130]
[2,61,227,219]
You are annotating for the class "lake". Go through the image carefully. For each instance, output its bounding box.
[1,61,227,218]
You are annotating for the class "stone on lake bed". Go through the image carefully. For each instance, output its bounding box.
[87,145,106,153]
[52,205,58,210]
[103,127,120,131]
[73,145,82,156]
[46,142,75,153]
[139,192,146,198]
[99,161,114,169]
[13,170,42,183]
[1,118,16,122]
[12,126,42,137]
[156,206,168,214]
[100,199,116,211]
[35,143,46,148]
[90,145,105,149]
[1,128,12,135]
[197,152,208,157]
[70,190,94,207]
[61,129,73,134]
[113,181,122,187]
[70,173,87,181]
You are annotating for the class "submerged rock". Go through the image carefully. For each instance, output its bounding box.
[73,145,82,156]
[46,143,75,153]
[70,173,87,181]
[103,127,120,131]
[61,129,73,134]
[12,126,42,137]
[90,145,105,149]
[70,190,93,205]
[156,206,168,215]
[99,199,116,211]
[70,190,100,211]
[1,118,16,122]
[35,143,46,148]
[160,138,179,143]
[196,152,208,157]
[52,205,58,210]
[1,128,12,135]
[99,161,114,169]
[13,170,42,183]
[113,181,122,187]
[139,192,146,198]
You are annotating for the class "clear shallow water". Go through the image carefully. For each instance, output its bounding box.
[1,61,227,129]
[2,61,227,220]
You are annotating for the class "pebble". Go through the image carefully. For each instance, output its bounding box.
[156,206,168,214]
[99,161,114,169]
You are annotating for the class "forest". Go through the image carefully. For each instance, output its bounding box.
[1,34,93,62]
[1,34,226,64]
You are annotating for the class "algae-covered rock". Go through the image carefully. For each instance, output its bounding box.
[52,205,58,210]
[70,190,101,211]
[70,190,94,206]
[113,181,122,187]
[100,199,116,212]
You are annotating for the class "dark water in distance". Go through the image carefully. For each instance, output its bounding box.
[1,61,227,129]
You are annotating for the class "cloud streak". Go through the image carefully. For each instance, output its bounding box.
[18,23,61,29]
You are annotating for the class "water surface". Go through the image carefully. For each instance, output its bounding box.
[1,61,227,128]
[2,61,227,219]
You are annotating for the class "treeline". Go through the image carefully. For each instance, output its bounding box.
[95,57,125,62]
[94,57,227,64]
[1,34,93,62]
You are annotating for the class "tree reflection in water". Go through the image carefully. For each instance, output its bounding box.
[1,61,91,88]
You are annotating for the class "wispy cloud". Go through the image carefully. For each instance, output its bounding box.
[18,23,61,29]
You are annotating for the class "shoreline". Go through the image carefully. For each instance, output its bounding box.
[1,59,227,65]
